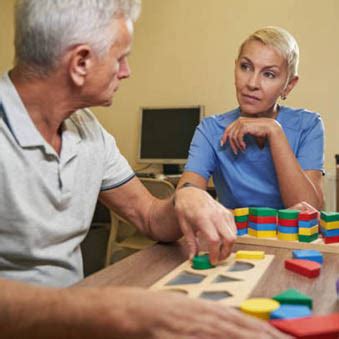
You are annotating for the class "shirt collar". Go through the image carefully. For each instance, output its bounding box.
[0,72,82,154]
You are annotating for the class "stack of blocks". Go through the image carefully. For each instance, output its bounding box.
[320,211,339,244]
[298,211,319,243]
[248,208,277,238]
[233,208,249,236]
[278,210,299,241]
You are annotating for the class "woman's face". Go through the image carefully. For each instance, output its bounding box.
[234,40,296,117]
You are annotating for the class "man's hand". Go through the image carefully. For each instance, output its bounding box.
[174,186,237,265]
[97,288,291,339]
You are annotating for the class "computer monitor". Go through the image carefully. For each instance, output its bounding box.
[138,106,204,173]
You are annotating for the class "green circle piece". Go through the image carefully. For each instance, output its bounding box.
[192,254,215,270]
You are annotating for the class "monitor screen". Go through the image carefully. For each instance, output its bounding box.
[138,106,203,164]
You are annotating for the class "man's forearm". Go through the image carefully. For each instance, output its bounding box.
[0,279,139,339]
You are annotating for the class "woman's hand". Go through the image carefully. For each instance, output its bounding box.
[220,117,282,154]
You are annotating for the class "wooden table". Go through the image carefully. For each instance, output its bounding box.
[78,241,339,315]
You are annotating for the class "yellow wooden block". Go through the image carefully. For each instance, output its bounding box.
[248,228,276,238]
[299,225,319,236]
[277,232,298,241]
[320,219,339,230]
[240,298,280,320]
[235,250,265,260]
[234,207,249,217]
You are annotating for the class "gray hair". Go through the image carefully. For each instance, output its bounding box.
[14,0,141,74]
[238,26,299,80]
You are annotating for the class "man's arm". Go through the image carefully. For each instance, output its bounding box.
[0,278,288,338]
[99,176,236,264]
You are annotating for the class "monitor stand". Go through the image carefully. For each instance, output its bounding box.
[163,164,181,175]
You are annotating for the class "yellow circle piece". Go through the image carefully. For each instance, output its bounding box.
[240,298,280,320]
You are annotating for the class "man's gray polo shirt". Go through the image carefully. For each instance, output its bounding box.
[0,73,135,287]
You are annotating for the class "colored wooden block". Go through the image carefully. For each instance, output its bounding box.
[249,207,277,217]
[278,218,298,227]
[236,221,248,229]
[248,228,276,238]
[298,210,319,221]
[191,254,215,270]
[322,229,339,237]
[320,219,339,230]
[277,232,298,241]
[298,233,318,243]
[235,215,249,223]
[270,304,312,320]
[235,250,265,260]
[292,250,323,264]
[324,235,339,244]
[237,228,248,236]
[320,211,339,222]
[298,225,319,236]
[240,298,280,320]
[337,279,339,297]
[278,209,300,220]
[249,222,276,231]
[233,207,249,217]
[278,226,298,234]
[249,215,277,224]
[273,288,312,309]
[285,259,321,278]
[270,313,339,338]
[299,219,318,228]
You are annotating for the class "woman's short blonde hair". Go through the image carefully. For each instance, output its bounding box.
[238,26,299,80]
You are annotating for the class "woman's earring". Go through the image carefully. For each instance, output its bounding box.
[281,94,287,100]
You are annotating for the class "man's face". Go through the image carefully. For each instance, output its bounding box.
[82,16,133,107]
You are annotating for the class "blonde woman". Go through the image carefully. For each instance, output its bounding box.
[180,27,324,211]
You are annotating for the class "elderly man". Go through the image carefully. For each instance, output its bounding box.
[0,0,287,338]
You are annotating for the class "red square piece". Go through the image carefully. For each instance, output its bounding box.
[249,215,277,224]
[270,313,339,338]
[284,259,321,278]
[298,211,319,221]
[324,235,339,244]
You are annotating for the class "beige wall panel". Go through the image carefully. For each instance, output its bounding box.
[1,0,338,173]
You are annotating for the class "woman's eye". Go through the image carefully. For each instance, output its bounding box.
[240,63,251,71]
[263,71,276,79]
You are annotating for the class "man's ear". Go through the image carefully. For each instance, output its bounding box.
[68,45,93,87]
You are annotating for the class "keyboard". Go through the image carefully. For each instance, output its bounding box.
[135,172,156,178]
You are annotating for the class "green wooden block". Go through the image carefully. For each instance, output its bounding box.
[249,207,277,217]
[278,209,300,220]
[320,211,339,222]
[192,254,215,270]
[235,215,249,222]
[273,288,312,309]
[298,233,318,243]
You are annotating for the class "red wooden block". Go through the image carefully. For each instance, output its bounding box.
[278,218,298,227]
[249,215,277,224]
[284,259,321,278]
[298,211,319,221]
[236,221,248,230]
[270,313,339,339]
[324,235,339,244]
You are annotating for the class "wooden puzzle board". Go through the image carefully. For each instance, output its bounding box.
[236,235,339,254]
[150,253,274,307]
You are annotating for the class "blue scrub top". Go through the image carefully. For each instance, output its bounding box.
[184,106,324,209]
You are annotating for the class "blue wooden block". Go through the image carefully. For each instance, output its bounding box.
[237,228,248,236]
[270,304,312,320]
[322,228,339,237]
[248,222,276,231]
[298,219,318,228]
[292,249,323,264]
[277,226,298,234]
